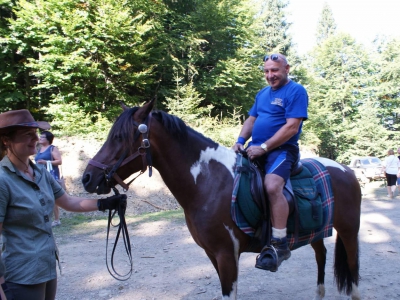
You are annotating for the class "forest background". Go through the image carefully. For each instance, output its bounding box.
[1,0,399,164]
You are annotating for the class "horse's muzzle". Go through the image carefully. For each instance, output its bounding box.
[82,172,111,195]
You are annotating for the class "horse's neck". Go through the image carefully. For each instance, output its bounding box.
[152,133,235,210]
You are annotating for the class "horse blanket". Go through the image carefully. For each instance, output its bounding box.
[231,157,334,250]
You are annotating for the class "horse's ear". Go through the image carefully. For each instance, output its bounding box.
[147,98,156,111]
[136,98,156,120]
[120,101,129,111]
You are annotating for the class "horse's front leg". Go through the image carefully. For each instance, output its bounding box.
[204,225,241,299]
[311,239,327,300]
[205,249,239,299]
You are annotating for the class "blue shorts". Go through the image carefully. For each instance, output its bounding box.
[263,144,299,182]
[397,177,400,185]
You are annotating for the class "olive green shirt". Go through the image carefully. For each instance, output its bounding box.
[0,156,65,284]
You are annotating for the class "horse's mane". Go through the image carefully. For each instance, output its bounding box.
[151,110,217,147]
[151,110,188,142]
[108,107,217,150]
[107,107,141,150]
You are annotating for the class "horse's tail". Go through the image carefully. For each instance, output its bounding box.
[334,234,360,295]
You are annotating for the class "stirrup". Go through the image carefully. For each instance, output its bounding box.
[255,243,291,272]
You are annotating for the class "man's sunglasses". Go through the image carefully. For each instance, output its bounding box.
[263,54,279,61]
[263,54,287,63]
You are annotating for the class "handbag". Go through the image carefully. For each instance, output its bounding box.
[46,160,57,180]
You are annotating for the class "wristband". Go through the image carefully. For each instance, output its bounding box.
[236,137,246,145]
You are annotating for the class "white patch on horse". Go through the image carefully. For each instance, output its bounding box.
[190,146,236,183]
[351,283,361,300]
[313,284,325,300]
[312,157,346,172]
[223,293,237,300]
[222,224,239,300]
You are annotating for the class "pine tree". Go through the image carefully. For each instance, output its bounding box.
[305,33,376,160]
[374,38,400,133]
[316,3,336,45]
[257,0,292,54]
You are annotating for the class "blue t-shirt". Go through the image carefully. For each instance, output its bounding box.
[249,80,308,146]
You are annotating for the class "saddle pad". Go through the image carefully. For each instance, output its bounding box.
[287,164,323,233]
[231,155,256,235]
[231,158,334,251]
[236,156,262,228]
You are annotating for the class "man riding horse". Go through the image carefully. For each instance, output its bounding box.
[232,53,309,272]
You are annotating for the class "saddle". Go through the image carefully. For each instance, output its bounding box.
[235,154,323,248]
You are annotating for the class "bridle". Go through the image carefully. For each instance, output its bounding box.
[87,112,154,281]
[88,113,153,191]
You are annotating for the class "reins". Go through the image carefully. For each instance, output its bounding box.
[105,187,133,281]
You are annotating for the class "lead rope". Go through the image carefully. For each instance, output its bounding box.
[105,188,133,280]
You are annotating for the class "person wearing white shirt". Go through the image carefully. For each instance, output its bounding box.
[397,147,400,194]
[383,149,400,198]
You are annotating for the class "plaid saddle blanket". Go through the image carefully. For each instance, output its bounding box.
[231,156,334,250]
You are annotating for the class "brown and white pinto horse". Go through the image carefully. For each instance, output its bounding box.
[82,100,362,300]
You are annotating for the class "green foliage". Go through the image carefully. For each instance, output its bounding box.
[316,3,336,45]
[156,0,268,115]
[337,99,391,164]
[0,0,29,111]
[4,0,163,116]
[305,33,378,160]
[164,70,211,124]
[2,0,400,164]
[374,38,400,131]
[193,110,243,147]
[164,71,243,147]
[45,103,112,140]
[0,0,275,120]
[258,0,292,54]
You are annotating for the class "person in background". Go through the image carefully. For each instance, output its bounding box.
[0,109,126,300]
[383,149,399,198]
[232,53,308,272]
[35,131,63,227]
[397,147,400,194]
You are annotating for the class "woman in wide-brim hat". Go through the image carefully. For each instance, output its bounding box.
[0,109,50,161]
[0,109,126,300]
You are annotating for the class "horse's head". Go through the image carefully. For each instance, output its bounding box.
[82,100,155,194]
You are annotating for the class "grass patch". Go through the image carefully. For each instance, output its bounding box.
[130,208,185,224]
[53,208,185,237]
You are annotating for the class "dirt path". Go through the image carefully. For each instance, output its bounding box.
[53,181,400,300]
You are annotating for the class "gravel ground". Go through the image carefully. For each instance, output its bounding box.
[52,143,400,300]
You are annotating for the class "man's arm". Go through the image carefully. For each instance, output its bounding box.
[263,117,303,151]
[232,116,256,152]
[238,116,256,141]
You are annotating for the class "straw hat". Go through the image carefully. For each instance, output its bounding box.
[0,109,50,134]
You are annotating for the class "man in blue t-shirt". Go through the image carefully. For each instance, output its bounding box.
[232,53,308,272]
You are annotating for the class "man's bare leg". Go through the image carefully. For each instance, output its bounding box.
[255,174,291,271]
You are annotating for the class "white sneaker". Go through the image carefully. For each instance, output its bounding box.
[52,220,61,227]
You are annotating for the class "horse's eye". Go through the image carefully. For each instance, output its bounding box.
[113,134,123,141]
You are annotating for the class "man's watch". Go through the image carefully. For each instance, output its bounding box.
[260,143,268,152]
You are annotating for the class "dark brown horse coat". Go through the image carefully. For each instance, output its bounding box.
[82,100,362,300]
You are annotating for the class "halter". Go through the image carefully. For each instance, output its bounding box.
[88,113,153,191]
